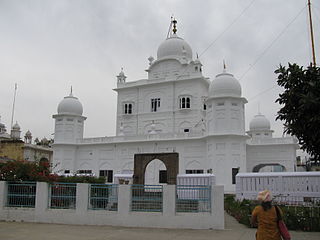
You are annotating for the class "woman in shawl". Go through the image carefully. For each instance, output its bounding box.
[251,190,282,240]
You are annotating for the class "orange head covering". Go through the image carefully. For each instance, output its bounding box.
[257,190,272,202]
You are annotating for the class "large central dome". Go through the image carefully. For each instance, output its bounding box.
[157,33,193,60]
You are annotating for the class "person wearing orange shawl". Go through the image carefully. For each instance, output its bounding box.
[251,190,282,240]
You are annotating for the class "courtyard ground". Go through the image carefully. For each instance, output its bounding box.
[0,212,319,240]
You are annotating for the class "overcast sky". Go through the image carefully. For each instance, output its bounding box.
[0,0,319,140]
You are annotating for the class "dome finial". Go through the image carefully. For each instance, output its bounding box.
[70,86,73,96]
[223,60,226,72]
[117,68,127,83]
[172,18,177,34]
[258,102,261,115]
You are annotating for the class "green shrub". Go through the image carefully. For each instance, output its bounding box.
[0,160,106,184]
[224,195,320,232]
[57,176,106,184]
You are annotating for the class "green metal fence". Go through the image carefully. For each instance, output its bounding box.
[6,181,37,208]
[176,185,211,212]
[131,185,163,212]
[49,182,77,209]
[88,184,118,211]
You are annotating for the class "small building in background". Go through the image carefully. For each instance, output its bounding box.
[0,119,52,165]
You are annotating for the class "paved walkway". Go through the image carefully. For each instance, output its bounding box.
[0,213,319,240]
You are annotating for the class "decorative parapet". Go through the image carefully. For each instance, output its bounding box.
[77,131,205,144]
[247,136,298,145]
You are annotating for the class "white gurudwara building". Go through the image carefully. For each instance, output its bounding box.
[52,20,298,193]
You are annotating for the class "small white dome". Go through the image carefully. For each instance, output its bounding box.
[157,34,193,60]
[209,71,241,98]
[12,122,20,130]
[25,130,32,136]
[249,114,271,131]
[57,93,83,115]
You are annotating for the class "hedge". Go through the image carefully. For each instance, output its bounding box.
[224,195,320,232]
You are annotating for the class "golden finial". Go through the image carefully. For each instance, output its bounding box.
[172,18,177,34]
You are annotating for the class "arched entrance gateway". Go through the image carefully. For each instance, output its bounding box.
[133,153,179,185]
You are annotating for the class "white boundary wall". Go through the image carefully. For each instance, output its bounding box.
[0,181,224,230]
[236,172,320,202]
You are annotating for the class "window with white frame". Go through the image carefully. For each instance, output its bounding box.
[99,170,113,183]
[179,96,191,109]
[123,103,133,114]
[185,169,204,174]
[151,98,161,112]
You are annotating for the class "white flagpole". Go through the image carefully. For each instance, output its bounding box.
[10,83,17,131]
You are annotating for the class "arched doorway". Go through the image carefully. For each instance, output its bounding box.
[133,153,179,185]
[145,159,167,185]
[252,163,286,173]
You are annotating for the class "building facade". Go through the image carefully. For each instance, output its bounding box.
[52,22,298,192]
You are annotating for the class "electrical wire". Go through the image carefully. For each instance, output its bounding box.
[199,0,257,57]
[239,5,307,82]
[247,84,278,102]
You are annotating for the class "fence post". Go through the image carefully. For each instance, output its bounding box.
[76,183,89,214]
[212,185,224,229]
[0,181,6,208]
[118,185,130,215]
[236,175,241,200]
[163,185,175,216]
[35,182,49,215]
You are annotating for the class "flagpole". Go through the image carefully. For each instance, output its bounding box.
[308,0,316,66]
[10,83,17,131]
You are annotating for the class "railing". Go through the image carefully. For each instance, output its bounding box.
[131,185,163,212]
[6,182,37,208]
[77,131,205,144]
[272,195,320,206]
[236,172,320,204]
[176,185,211,212]
[88,184,118,211]
[247,136,297,145]
[49,182,77,209]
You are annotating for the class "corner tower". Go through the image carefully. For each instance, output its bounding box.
[205,65,248,193]
[206,67,247,135]
[53,89,86,144]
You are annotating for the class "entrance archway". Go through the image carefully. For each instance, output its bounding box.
[144,159,167,185]
[252,163,286,172]
[133,153,179,185]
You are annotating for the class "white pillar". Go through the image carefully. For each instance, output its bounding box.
[35,182,48,214]
[118,185,130,215]
[0,181,6,208]
[212,185,225,229]
[76,183,89,214]
[163,185,175,216]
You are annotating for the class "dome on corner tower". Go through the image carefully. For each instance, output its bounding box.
[12,122,20,130]
[208,70,242,98]
[249,114,271,131]
[157,33,193,60]
[57,91,83,116]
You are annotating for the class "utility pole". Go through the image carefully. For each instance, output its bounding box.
[308,0,316,66]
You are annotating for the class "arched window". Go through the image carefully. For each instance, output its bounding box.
[123,102,133,114]
[179,96,191,109]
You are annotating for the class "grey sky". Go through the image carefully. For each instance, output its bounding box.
[0,0,319,140]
